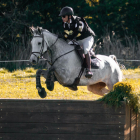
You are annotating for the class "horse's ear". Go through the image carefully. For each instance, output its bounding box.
[29,27,35,35]
[37,26,43,35]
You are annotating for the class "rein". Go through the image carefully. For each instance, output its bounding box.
[31,32,75,66]
[51,49,74,66]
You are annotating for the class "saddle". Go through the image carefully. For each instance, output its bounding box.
[75,45,100,69]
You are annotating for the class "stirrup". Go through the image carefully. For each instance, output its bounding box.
[85,69,93,78]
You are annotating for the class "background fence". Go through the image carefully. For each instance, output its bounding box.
[1,1,140,70]
[1,29,140,71]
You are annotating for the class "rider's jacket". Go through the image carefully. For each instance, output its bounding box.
[62,16,95,40]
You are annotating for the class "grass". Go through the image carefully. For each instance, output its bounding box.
[0,67,140,100]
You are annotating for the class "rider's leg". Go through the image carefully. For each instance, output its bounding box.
[75,44,93,78]
[83,36,94,78]
[85,52,93,78]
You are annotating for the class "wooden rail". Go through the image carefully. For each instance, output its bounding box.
[0,99,139,140]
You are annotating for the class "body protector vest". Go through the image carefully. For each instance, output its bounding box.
[62,16,95,41]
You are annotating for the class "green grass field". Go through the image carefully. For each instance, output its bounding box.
[0,67,140,100]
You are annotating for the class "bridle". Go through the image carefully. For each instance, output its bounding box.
[31,32,75,66]
[31,32,58,64]
[31,35,44,59]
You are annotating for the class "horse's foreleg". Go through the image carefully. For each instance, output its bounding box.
[36,69,47,98]
[41,70,49,79]
[45,66,56,91]
[36,67,56,98]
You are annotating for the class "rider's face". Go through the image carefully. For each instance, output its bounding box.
[62,15,69,23]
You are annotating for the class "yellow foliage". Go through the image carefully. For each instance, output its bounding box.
[0,68,139,100]
[113,82,133,93]
[101,81,140,113]
[0,68,100,100]
[86,0,99,7]
[0,68,9,73]
[122,68,140,75]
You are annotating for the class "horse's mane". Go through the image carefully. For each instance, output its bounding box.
[30,26,70,46]
[42,29,69,45]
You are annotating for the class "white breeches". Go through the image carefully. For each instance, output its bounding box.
[68,36,94,54]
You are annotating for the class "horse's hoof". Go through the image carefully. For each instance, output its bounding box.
[68,86,78,91]
[47,82,54,91]
[37,87,47,98]
[47,83,54,91]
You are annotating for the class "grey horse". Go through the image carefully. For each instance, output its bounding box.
[29,27,122,98]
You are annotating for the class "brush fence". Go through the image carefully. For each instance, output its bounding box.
[0,99,139,140]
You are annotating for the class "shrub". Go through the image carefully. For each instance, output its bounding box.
[100,82,140,113]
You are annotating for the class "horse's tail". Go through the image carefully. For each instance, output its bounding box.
[109,54,124,80]
[109,54,126,70]
[109,55,118,64]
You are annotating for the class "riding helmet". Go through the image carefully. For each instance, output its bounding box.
[59,6,74,16]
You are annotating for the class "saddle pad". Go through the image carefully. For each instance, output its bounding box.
[91,58,100,69]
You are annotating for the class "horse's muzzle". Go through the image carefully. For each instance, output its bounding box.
[32,59,37,65]
[29,54,39,65]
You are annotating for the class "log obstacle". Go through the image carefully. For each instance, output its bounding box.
[0,99,139,140]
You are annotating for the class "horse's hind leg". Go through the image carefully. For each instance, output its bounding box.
[87,82,109,96]
[106,70,122,91]
[106,82,114,91]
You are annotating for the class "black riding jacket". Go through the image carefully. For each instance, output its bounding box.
[62,16,95,41]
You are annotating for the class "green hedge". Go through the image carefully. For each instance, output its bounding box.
[100,82,140,114]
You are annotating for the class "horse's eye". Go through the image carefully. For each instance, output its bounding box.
[38,42,41,45]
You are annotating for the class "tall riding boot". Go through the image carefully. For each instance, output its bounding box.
[85,53,93,78]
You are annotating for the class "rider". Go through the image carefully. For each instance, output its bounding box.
[59,6,96,78]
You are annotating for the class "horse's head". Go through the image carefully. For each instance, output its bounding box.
[29,26,48,65]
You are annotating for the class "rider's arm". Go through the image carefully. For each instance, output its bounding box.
[63,20,84,40]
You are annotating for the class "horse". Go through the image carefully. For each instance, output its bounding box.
[29,27,123,98]
[109,55,126,70]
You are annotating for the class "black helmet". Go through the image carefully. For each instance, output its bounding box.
[59,6,74,16]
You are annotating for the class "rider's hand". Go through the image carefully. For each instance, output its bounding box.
[68,40,78,45]
[68,41,73,45]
